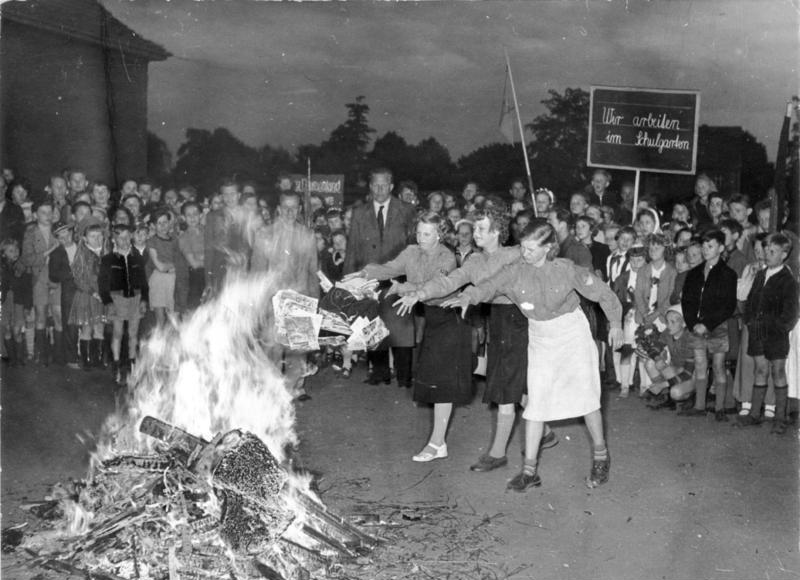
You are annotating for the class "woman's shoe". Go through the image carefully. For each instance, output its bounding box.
[412,442,448,462]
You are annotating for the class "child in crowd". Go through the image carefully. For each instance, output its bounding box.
[635,208,661,240]
[147,209,179,326]
[679,229,738,420]
[1,238,31,366]
[613,243,647,397]
[720,219,747,277]
[707,191,726,227]
[670,247,691,305]
[453,220,476,267]
[606,225,635,286]
[639,305,696,409]
[727,194,757,262]
[69,220,106,369]
[21,200,59,364]
[738,233,799,433]
[178,202,206,311]
[99,224,149,384]
[49,223,79,368]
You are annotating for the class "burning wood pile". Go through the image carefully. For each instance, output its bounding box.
[17,416,379,580]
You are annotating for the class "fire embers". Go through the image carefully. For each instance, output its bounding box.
[18,417,378,580]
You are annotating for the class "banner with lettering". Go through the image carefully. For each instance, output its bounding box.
[588,86,700,174]
[290,174,345,208]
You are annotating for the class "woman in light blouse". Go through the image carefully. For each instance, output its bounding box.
[345,211,474,462]
[448,218,624,492]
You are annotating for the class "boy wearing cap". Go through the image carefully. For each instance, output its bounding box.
[99,224,148,384]
[640,305,696,409]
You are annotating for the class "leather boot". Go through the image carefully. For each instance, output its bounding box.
[79,339,91,371]
[52,331,65,365]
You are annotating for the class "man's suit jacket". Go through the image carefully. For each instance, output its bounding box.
[343,198,416,274]
[21,224,58,280]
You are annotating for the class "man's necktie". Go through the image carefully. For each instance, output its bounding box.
[377,205,385,239]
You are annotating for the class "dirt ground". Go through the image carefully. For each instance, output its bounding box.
[2,360,799,579]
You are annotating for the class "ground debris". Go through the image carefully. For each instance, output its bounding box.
[11,418,380,580]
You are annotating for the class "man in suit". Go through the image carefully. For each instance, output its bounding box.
[204,178,249,296]
[344,168,416,385]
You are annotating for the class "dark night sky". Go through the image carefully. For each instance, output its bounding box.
[102,0,799,161]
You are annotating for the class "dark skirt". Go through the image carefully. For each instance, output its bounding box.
[414,305,474,404]
[484,304,528,405]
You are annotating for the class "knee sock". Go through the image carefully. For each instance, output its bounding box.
[774,386,788,422]
[694,376,708,410]
[489,411,515,458]
[750,384,767,419]
[522,457,538,475]
[739,401,751,416]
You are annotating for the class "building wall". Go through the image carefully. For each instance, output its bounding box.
[1,18,149,191]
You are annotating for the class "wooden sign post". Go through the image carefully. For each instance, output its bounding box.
[588,86,700,222]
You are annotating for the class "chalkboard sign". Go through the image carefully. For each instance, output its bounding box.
[290,174,345,207]
[588,86,700,174]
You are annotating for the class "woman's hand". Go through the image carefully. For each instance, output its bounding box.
[608,327,624,351]
[393,293,420,317]
[440,293,471,319]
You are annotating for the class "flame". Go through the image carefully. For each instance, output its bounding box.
[96,270,298,465]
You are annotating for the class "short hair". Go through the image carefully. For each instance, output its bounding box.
[369,167,393,183]
[325,208,343,218]
[0,238,20,255]
[719,218,743,237]
[592,169,611,181]
[514,208,536,223]
[570,191,589,204]
[754,199,772,214]
[510,177,526,188]
[766,232,793,257]
[646,232,670,248]
[549,206,573,227]
[416,210,448,237]
[519,217,557,247]
[728,193,751,208]
[181,201,201,216]
[71,200,91,213]
[397,180,418,195]
[179,185,197,198]
[32,199,53,212]
[112,206,135,225]
[279,190,301,206]
[151,207,173,223]
[122,194,142,207]
[330,228,347,241]
[752,231,770,248]
[469,203,509,244]
[700,228,725,246]
[218,177,240,192]
[574,215,595,230]
[617,225,637,240]
[708,190,726,204]
[112,223,133,236]
[83,223,104,237]
[696,173,718,193]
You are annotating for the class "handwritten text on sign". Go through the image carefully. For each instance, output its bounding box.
[588,86,700,174]
[290,174,345,206]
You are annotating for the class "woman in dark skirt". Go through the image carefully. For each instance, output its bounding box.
[396,204,558,472]
[344,211,473,462]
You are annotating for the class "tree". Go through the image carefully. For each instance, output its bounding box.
[297,96,376,193]
[173,128,261,198]
[526,87,591,201]
[369,132,455,190]
[454,143,526,193]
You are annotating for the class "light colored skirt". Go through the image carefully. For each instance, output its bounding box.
[149,270,175,310]
[522,308,601,422]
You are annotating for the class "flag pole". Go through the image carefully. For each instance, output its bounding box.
[504,48,536,216]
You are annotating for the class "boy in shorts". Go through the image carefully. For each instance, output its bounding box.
[639,305,695,409]
[738,233,799,433]
[99,224,149,384]
[680,229,738,420]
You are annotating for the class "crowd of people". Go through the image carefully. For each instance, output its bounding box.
[1,163,798,491]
